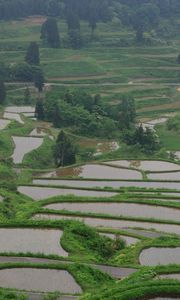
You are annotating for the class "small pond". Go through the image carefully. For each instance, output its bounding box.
[0,228,68,256]
[140,247,180,266]
[100,233,139,246]
[0,268,82,293]
[12,136,43,164]
[44,202,180,222]
[18,186,117,200]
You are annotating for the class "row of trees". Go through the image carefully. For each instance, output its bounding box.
[1,0,180,43]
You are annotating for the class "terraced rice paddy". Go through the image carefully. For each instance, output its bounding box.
[0,268,82,293]
[33,178,180,190]
[0,119,10,130]
[0,228,68,256]
[44,202,180,222]
[12,136,43,164]
[33,214,180,235]
[104,160,180,171]
[18,186,117,199]
[140,247,180,266]
[39,164,142,179]
[4,112,24,124]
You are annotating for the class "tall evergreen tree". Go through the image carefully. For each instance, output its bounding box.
[34,69,45,92]
[0,81,6,104]
[24,87,31,104]
[41,18,60,48]
[54,130,76,167]
[25,42,40,65]
[119,95,136,129]
[35,98,45,120]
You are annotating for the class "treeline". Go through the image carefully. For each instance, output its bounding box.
[1,0,180,21]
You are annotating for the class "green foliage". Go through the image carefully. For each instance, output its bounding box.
[41,18,60,48]
[62,221,125,262]
[0,81,6,104]
[35,98,45,120]
[167,114,180,132]
[54,130,76,167]
[123,124,160,154]
[25,42,40,65]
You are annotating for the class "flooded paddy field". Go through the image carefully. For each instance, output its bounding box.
[5,106,35,113]
[39,164,142,179]
[148,172,180,181]
[44,202,180,222]
[4,112,24,124]
[0,268,82,293]
[33,214,180,235]
[0,119,10,130]
[104,160,180,172]
[12,136,43,164]
[33,178,180,190]
[158,274,180,280]
[18,186,117,199]
[140,247,180,266]
[0,228,68,256]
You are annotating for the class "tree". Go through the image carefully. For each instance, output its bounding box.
[118,95,136,129]
[41,18,60,48]
[131,4,160,43]
[35,98,44,120]
[68,29,82,49]
[54,130,76,167]
[34,69,44,92]
[25,42,40,65]
[24,87,31,104]
[0,81,6,104]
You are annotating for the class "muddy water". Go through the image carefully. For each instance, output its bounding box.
[5,106,35,113]
[0,228,68,256]
[33,179,180,190]
[18,186,117,200]
[78,139,119,155]
[40,164,142,179]
[44,202,180,222]
[4,112,24,124]
[12,136,43,164]
[105,160,180,172]
[140,247,180,266]
[100,233,139,246]
[0,268,82,293]
[148,172,180,181]
[33,214,180,236]
[0,119,10,130]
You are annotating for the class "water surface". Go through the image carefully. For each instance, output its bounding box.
[0,119,10,130]
[12,136,43,163]
[33,179,180,190]
[4,112,24,124]
[0,268,82,293]
[0,228,68,256]
[148,172,180,181]
[5,106,35,113]
[33,214,180,235]
[39,164,142,179]
[18,186,117,200]
[44,202,180,222]
[105,160,180,172]
[140,247,180,266]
